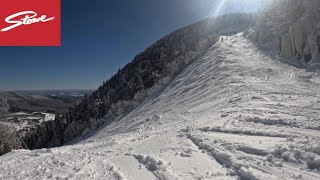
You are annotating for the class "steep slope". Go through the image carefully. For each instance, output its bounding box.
[52,13,255,144]
[1,33,320,180]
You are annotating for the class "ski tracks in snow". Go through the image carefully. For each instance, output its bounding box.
[1,33,320,179]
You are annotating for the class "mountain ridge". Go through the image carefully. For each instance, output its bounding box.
[59,13,255,143]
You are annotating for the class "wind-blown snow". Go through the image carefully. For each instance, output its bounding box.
[1,33,320,180]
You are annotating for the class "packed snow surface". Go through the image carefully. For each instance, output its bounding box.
[1,33,320,180]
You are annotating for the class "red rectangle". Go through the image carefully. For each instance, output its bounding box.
[0,0,61,46]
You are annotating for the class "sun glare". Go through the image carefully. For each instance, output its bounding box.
[210,0,262,17]
[212,0,227,17]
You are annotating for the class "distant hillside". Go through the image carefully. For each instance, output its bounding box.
[0,89,93,155]
[0,90,92,114]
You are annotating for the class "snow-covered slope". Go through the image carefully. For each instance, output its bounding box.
[1,33,320,180]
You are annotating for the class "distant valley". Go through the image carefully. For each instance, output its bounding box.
[0,89,93,114]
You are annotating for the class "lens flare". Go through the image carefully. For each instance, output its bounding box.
[210,0,262,17]
[212,0,226,17]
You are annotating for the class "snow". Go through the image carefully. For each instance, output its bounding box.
[1,33,320,179]
[12,112,29,116]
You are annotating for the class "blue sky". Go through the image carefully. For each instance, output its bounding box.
[0,0,261,90]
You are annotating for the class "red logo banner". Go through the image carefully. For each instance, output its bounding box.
[0,0,61,46]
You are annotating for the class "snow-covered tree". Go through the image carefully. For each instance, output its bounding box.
[258,0,320,36]
[258,0,304,36]
[256,0,320,62]
[0,98,15,155]
[0,98,9,118]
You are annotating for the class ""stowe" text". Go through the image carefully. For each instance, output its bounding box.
[1,11,55,32]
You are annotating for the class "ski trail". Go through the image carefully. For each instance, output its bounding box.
[1,33,320,179]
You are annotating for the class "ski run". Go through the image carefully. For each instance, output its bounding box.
[1,33,320,180]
